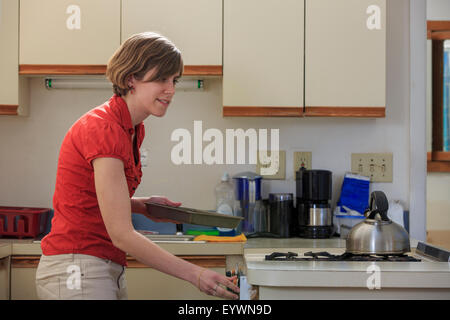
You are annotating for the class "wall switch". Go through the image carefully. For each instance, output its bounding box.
[351,153,393,182]
[293,151,312,175]
[256,150,286,179]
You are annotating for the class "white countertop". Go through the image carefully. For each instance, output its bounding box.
[0,238,244,256]
[0,243,11,259]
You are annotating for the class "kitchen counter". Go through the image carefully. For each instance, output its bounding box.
[243,237,450,299]
[0,243,11,259]
[0,238,244,256]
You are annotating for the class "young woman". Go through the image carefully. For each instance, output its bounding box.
[35,32,239,300]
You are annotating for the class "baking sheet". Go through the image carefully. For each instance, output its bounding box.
[144,202,243,229]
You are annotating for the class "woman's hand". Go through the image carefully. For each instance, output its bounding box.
[146,195,182,207]
[132,196,183,223]
[197,268,240,300]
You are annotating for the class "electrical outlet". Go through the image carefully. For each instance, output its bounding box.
[351,153,393,182]
[293,151,312,175]
[256,150,286,179]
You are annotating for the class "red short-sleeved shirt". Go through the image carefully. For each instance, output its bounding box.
[41,95,145,266]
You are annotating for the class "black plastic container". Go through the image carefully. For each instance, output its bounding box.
[268,193,295,238]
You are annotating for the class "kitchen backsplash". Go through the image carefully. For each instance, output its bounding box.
[0,76,410,214]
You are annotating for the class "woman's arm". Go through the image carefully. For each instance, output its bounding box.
[92,157,239,299]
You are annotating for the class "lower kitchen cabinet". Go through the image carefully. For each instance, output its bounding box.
[0,257,10,300]
[125,267,224,300]
[11,262,38,300]
[125,255,226,300]
[10,255,229,300]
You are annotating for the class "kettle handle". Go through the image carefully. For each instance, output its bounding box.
[367,191,389,221]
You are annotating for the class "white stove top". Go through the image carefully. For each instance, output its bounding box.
[244,246,450,289]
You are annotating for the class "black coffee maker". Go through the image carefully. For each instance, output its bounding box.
[296,168,333,238]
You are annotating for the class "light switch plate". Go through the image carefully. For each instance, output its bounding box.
[351,153,393,182]
[293,151,312,174]
[256,150,286,179]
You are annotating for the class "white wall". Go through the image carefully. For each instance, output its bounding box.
[0,0,429,239]
[409,0,427,239]
[427,0,450,20]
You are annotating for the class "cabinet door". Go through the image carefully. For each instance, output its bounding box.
[126,267,225,300]
[122,0,222,66]
[223,0,304,112]
[0,0,18,112]
[11,266,38,300]
[19,0,120,64]
[305,0,386,115]
[0,257,10,300]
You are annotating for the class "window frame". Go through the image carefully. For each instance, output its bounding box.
[427,21,450,173]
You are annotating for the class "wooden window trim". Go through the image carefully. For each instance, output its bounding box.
[427,21,450,172]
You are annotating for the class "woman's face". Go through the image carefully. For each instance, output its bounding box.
[129,68,180,117]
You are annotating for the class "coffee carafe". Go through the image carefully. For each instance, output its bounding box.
[232,172,264,234]
[296,168,333,238]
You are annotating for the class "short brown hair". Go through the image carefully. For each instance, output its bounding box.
[106,32,183,96]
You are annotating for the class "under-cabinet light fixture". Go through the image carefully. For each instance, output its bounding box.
[44,78,204,91]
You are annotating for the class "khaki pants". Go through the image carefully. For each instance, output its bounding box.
[35,254,128,300]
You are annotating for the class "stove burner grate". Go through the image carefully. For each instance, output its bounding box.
[265,251,421,262]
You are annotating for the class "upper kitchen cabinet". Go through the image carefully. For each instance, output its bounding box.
[0,0,28,116]
[122,0,223,76]
[223,0,304,117]
[19,0,120,74]
[304,0,386,117]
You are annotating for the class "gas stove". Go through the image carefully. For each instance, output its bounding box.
[244,241,450,299]
[265,251,422,262]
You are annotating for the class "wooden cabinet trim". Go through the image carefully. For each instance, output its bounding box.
[11,256,40,268]
[223,106,385,118]
[19,65,107,75]
[0,105,19,115]
[304,107,385,118]
[19,65,222,76]
[11,255,226,268]
[223,107,303,117]
[183,65,222,76]
[126,255,226,269]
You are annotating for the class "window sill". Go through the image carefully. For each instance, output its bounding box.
[427,152,450,172]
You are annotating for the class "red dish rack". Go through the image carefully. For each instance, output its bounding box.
[0,206,51,239]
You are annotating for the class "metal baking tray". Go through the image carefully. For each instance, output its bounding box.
[144,202,243,229]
